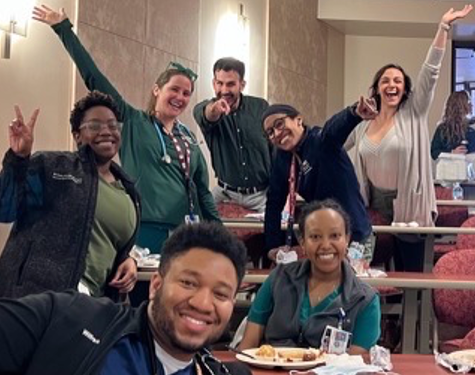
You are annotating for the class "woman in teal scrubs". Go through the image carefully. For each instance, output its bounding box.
[239,199,381,354]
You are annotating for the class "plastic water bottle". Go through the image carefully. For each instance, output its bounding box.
[453,182,464,201]
[468,161,475,181]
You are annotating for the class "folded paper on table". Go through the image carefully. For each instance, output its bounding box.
[436,153,467,182]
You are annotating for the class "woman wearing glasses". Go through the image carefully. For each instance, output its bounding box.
[0,91,140,299]
[33,5,219,254]
[262,99,376,261]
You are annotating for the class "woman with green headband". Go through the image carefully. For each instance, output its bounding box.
[33,5,220,254]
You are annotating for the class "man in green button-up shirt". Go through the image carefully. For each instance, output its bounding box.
[193,58,272,212]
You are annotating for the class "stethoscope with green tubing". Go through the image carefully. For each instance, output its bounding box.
[152,118,199,164]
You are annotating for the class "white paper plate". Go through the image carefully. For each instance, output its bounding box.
[235,347,326,370]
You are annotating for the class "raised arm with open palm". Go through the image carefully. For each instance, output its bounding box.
[32,4,67,26]
[9,106,40,158]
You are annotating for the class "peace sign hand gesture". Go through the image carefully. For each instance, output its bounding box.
[9,106,40,158]
[32,4,67,26]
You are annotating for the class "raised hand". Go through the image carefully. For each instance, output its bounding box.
[205,98,231,121]
[355,96,378,120]
[442,4,473,25]
[32,4,67,26]
[9,106,40,158]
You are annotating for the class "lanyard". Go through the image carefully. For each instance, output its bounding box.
[286,153,299,247]
[153,120,195,217]
[169,131,195,218]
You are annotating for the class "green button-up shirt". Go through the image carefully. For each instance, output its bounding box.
[194,95,272,188]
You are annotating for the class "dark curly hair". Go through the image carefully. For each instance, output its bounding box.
[298,199,352,238]
[69,91,120,133]
[369,64,413,112]
[438,91,471,145]
[159,222,248,289]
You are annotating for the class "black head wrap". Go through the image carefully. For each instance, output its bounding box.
[261,104,300,125]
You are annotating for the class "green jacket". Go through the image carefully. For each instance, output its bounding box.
[52,19,219,226]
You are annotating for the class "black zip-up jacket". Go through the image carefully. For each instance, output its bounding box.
[0,146,141,300]
[264,106,372,250]
[0,291,251,375]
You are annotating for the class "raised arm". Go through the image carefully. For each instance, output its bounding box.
[193,99,230,133]
[9,105,39,158]
[320,97,377,148]
[32,5,135,120]
[433,5,473,50]
[0,107,43,222]
[412,5,473,113]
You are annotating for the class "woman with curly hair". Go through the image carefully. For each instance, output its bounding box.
[0,91,140,300]
[431,90,474,159]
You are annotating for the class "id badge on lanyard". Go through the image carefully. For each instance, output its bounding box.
[168,129,198,224]
[285,154,299,248]
[320,308,352,354]
[185,214,200,225]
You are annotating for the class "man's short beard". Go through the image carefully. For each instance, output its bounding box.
[218,92,236,104]
[151,290,225,354]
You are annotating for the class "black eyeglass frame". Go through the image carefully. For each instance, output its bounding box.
[78,120,123,133]
[264,115,289,139]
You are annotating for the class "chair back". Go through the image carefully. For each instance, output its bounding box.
[456,216,475,250]
[433,249,475,327]
[435,186,468,227]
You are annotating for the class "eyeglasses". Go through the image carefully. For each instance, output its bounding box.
[265,115,289,139]
[79,120,123,133]
[167,61,198,82]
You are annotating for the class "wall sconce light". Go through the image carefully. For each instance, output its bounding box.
[0,1,33,59]
[214,3,251,82]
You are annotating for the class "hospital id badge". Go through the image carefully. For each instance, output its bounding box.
[185,214,200,225]
[320,325,352,355]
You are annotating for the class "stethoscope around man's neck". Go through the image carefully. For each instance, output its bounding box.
[152,118,195,164]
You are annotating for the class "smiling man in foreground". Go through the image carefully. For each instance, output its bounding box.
[0,222,249,375]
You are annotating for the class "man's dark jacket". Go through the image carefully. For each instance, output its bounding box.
[0,291,251,375]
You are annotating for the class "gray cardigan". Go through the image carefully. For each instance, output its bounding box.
[345,45,444,226]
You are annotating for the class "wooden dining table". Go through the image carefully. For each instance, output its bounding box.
[214,351,451,375]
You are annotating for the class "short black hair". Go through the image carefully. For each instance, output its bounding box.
[159,222,247,288]
[69,91,120,133]
[298,199,352,238]
[213,57,245,80]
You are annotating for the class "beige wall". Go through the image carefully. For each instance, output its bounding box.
[197,0,268,102]
[326,26,345,116]
[75,0,200,131]
[344,35,451,137]
[268,0,328,125]
[0,0,76,253]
